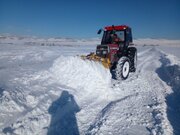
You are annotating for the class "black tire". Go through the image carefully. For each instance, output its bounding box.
[115,56,130,80]
[128,47,137,72]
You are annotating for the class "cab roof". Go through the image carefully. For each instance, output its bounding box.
[105,25,130,31]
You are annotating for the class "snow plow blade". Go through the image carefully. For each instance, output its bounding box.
[81,53,111,69]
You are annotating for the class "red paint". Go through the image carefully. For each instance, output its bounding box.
[105,25,129,31]
[108,44,119,63]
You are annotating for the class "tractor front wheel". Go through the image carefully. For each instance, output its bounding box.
[115,56,130,80]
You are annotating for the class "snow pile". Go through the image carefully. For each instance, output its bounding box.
[0,91,25,113]
[50,56,111,90]
[165,54,180,66]
[0,55,112,135]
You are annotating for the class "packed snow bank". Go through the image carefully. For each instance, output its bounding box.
[156,54,180,134]
[50,56,111,90]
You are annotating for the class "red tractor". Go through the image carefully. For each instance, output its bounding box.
[82,25,137,80]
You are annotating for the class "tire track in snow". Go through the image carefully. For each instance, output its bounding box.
[97,47,173,135]
[136,48,175,134]
[137,48,169,134]
[86,93,138,135]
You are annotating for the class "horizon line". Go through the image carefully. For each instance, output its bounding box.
[0,33,180,40]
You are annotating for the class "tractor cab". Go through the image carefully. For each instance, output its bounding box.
[98,25,132,46]
[96,25,133,64]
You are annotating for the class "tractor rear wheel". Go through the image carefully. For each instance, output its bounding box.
[115,56,130,80]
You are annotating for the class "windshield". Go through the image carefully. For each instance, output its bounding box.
[101,30,125,44]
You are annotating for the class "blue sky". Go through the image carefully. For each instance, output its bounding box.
[0,0,180,39]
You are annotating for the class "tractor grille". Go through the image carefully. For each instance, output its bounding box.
[96,45,109,58]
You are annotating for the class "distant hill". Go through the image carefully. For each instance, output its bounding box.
[0,35,180,46]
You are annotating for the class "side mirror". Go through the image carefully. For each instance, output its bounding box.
[97,29,102,34]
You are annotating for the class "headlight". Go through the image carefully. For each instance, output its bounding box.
[96,51,100,54]
[102,51,107,54]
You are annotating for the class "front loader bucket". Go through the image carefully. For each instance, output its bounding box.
[81,53,111,69]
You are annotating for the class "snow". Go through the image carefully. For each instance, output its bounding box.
[50,56,111,89]
[134,38,180,46]
[0,36,180,135]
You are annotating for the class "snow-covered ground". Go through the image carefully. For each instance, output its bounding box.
[0,36,180,135]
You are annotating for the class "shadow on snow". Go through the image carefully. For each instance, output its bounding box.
[156,55,180,135]
[48,91,80,135]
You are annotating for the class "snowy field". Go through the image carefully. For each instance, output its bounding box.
[0,36,180,135]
